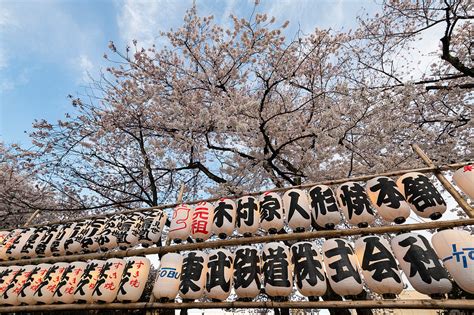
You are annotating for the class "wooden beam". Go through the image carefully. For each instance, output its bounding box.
[0,299,471,313]
[23,210,41,227]
[412,144,474,218]
[2,218,473,266]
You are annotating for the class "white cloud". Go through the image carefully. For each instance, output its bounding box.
[78,54,94,83]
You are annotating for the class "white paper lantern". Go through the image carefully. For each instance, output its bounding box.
[432,229,474,294]
[0,230,10,247]
[0,266,21,304]
[73,260,105,303]
[212,198,237,239]
[116,256,150,302]
[322,238,363,296]
[291,241,327,297]
[191,202,214,242]
[18,263,52,305]
[138,210,167,247]
[179,251,208,300]
[262,242,293,298]
[336,182,375,228]
[153,253,183,301]
[355,236,403,296]
[453,165,474,199]
[80,217,107,253]
[396,172,446,220]
[19,227,49,259]
[116,213,144,250]
[53,261,87,304]
[169,204,193,243]
[391,233,451,295]
[206,249,234,301]
[282,189,312,232]
[259,192,285,234]
[53,222,78,256]
[64,220,91,254]
[366,176,411,224]
[236,196,260,236]
[0,230,25,261]
[92,258,126,303]
[8,228,34,260]
[33,262,69,304]
[1,265,34,306]
[308,185,341,230]
[97,215,122,251]
[233,246,261,300]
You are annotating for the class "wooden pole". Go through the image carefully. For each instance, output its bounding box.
[412,144,474,218]
[0,299,471,313]
[23,210,41,227]
[21,161,473,229]
[2,218,473,266]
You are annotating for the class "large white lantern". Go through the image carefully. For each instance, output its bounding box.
[116,213,144,250]
[322,238,363,297]
[0,266,21,304]
[169,204,193,243]
[391,233,451,296]
[97,215,122,251]
[282,189,312,232]
[53,261,87,304]
[262,242,293,298]
[1,265,35,306]
[355,236,403,296]
[336,182,375,228]
[63,220,91,254]
[396,172,446,220]
[236,196,260,236]
[38,225,64,257]
[0,229,23,261]
[308,185,341,230]
[206,249,234,301]
[8,228,34,260]
[453,165,474,199]
[431,229,474,294]
[212,198,237,239]
[49,223,75,256]
[116,256,151,302]
[259,192,285,234]
[73,260,105,303]
[138,210,167,247]
[291,241,327,297]
[92,258,126,303]
[19,227,49,259]
[233,246,261,300]
[179,251,208,300]
[191,202,214,242]
[33,262,69,304]
[366,176,411,224]
[18,263,52,305]
[153,253,183,301]
[80,217,107,253]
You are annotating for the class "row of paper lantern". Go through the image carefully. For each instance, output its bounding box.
[153,229,473,302]
[169,172,449,243]
[0,209,167,261]
[0,256,150,306]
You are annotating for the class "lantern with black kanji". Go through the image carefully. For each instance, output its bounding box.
[212,198,236,239]
[64,220,91,254]
[432,229,474,294]
[116,212,144,250]
[206,248,234,301]
[179,251,208,300]
[19,227,49,259]
[191,202,214,242]
[308,185,341,229]
[336,182,375,228]
[138,210,167,247]
[453,165,474,199]
[92,258,126,303]
[18,263,52,305]
[97,214,123,251]
[355,235,403,296]
[153,253,183,301]
[236,196,260,236]
[117,256,151,302]
[322,238,363,297]
[0,265,22,305]
[49,223,75,256]
[283,189,312,232]
[73,260,105,303]
[396,172,446,220]
[291,241,327,297]
[33,262,69,304]
[233,246,261,300]
[262,242,293,298]
[73,218,106,254]
[391,232,451,296]
[8,228,34,260]
[259,192,285,234]
[53,261,87,304]
[169,204,193,243]
[366,176,411,224]
[0,229,23,260]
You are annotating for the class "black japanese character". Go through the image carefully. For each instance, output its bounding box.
[260,194,282,223]
[207,251,233,292]
[325,239,362,284]
[309,186,339,219]
[74,262,99,296]
[92,261,112,297]
[401,175,446,212]
[54,265,75,297]
[35,265,58,297]
[361,237,401,283]
[234,248,261,290]
[180,252,205,295]
[118,260,134,295]
[291,243,325,289]
[338,184,374,219]
[214,201,234,228]
[263,246,291,288]
[370,177,406,209]
[286,191,310,221]
[237,197,258,228]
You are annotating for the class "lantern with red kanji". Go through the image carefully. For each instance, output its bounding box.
[73,260,105,303]
[168,204,193,243]
[336,182,375,228]
[212,198,237,239]
[153,253,183,301]
[262,242,293,298]
[283,189,312,232]
[117,256,151,302]
[0,265,22,305]
[366,176,411,224]
[308,185,341,230]
[33,262,69,304]
[8,228,35,260]
[322,238,363,297]
[453,165,474,200]
[179,251,208,300]
[18,263,52,305]
[53,261,87,304]
[291,241,327,298]
[259,192,285,234]
[92,258,126,303]
[138,210,168,247]
[0,229,23,261]
[396,172,446,220]
[236,196,260,236]
[191,202,214,242]
[233,246,261,300]
[206,249,234,301]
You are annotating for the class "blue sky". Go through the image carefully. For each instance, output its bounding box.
[0,0,380,147]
